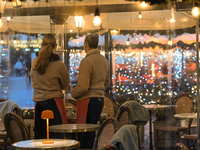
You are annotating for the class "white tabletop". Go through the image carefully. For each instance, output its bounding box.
[174,113,197,119]
[49,124,99,133]
[142,104,171,110]
[12,139,80,150]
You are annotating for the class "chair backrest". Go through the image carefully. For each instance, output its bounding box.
[172,93,196,128]
[65,98,77,119]
[172,93,196,114]
[109,125,139,150]
[0,100,23,121]
[100,144,118,150]
[102,94,118,118]
[4,112,30,143]
[93,117,120,150]
[65,98,77,110]
[120,100,150,125]
[116,106,133,128]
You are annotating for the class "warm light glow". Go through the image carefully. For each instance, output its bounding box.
[192,6,200,17]
[170,18,176,23]
[7,17,11,21]
[110,30,120,35]
[93,16,101,26]
[69,29,73,32]
[74,16,85,30]
[138,12,142,19]
[168,40,173,45]
[112,30,117,34]
[152,63,155,77]
[141,1,147,7]
[1,36,4,44]
[12,0,23,8]
[0,0,6,14]
[13,40,17,44]
[0,18,3,28]
[126,38,130,45]
[126,41,130,45]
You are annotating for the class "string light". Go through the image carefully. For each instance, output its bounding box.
[93,7,101,26]
[138,12,142,19]
[126,38,130,45]
[0,35,4,44]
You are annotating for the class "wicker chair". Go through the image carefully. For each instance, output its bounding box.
[4,112,30,144]
[93,118,120,150]
[181,134,197,150]
[101,94,118,120]
[0,125,7,150]
[109,125,139,150]
[116,105,141,150]
[154,93,196,150]
[100,144,118,150]
[65,98,77,123]
[65,98,77,110]
[176,143,189,150]
[116,106,133,128]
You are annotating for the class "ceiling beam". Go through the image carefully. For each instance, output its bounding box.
[3,3,172,17]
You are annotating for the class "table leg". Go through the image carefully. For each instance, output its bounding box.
[149,110,153,150]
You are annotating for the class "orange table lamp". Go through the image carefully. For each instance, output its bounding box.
[41,110,54,144]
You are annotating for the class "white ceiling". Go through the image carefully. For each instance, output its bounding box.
[0,0,196,34]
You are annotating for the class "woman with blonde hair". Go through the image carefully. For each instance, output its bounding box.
[30,34,70,139]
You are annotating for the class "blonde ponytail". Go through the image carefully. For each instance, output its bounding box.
[33,34,57,74]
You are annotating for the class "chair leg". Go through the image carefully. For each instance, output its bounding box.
[137,126,141,150]
[155,130,159,150]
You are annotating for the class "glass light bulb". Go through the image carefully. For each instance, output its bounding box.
[7,17,11,21]
[93,16,101,26]
[126,41,130,45]
[13,40,17,44]
[138,14,142,19]
[1,40,4,44]
[192,6,200,17]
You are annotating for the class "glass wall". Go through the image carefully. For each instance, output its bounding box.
[0,0,199,149]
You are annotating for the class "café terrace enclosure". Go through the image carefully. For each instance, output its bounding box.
[0,0,198,34]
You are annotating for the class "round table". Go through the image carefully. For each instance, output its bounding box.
[142,104,172,150]
[12,139,80,150]
[49,124,99,133]
[174,113,197,119]
[143,104,171,110]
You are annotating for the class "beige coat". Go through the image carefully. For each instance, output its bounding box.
[30,58,70,102]
[71,49,110,101]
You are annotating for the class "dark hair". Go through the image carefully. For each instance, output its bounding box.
[85,34,99,49]
[161,63,168,75]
